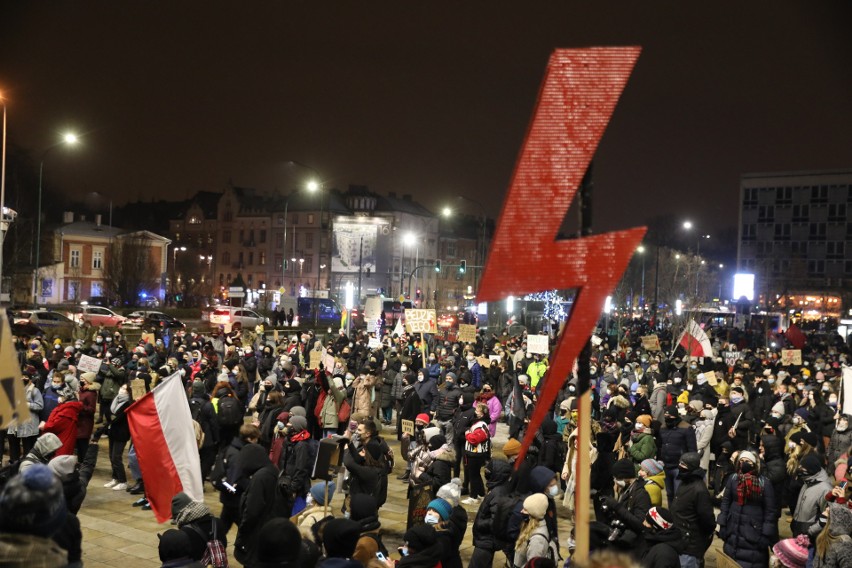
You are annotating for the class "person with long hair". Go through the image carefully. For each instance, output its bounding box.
[513,493,556,567]
[812,503,852,568]
[717,450,778,568]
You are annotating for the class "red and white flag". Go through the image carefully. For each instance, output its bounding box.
[677,319,714,358]
[126,373,203,523]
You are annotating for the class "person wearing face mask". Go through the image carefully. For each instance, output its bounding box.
[659,405,697,504]
[41,372,67,423]
[461,404,492,505]
[525,352,548,391]
[717,451,778,567]
[394,523,443,567]
[637,506,683,568]
[512,493,557,567]
[597,458,651,550]
[649,372,669,423]
[434,372,462,439]
[726,386,754,451]
[669,452,715,566]
[827,414,852,468]
[103,383,133,491]
[790,453,832,537]
[412,367,439,417]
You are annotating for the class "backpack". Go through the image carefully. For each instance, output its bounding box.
[492,492,524,545]
[189,398,205,421]
[530,532,561,562]
[217,396,242,427]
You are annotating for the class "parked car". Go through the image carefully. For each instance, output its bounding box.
[65,305,126,328]
[125,310,185,330]
[13,310,79,340]
[209,306,267,330]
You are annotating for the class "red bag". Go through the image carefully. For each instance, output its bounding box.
[337,398,351,423]
[465,425,489,446]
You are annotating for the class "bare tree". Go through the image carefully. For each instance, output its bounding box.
[104,235,159,305]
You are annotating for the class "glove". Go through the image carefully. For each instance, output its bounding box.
[602,496,618,510]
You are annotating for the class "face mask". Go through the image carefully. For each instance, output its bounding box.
[793,416,803,425]
[424,513,440,525]
[837,422,849,433]
[730,395,743,405]
[429,356,436,362]
[52,382,62,389]
[96,337,103,344]
[740,461,755,474]
[830,396,838,405]
[400,366,408,372]
[306,494,314,506]
[548,485,559,497]
[400,547,409,557]
[344,511,350,519]
[615,479,626,488]
[673,377,682,384]
[768,378,775,385]
[690,365,697,370]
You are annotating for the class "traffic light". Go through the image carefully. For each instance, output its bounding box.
[283,259,289,270]
[459,260,467,274]
[435,259,442,272]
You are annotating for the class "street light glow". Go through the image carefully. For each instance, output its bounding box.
[306,180,319,192]
[683,220,693,230]
[63,133,79,145]
[636,245,645,253]
[442,206,452,217]
[403,232,416,246]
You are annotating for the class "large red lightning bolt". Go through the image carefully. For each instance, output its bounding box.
[478,47,646,463]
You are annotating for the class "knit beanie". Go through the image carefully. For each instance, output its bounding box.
[799,454,822,476]
[158,529,192,562]
[309,481,336,506]
[191,380,206,397]
[436,478,462,507]
[645,506,675,531]
[772,535,809,568]
[502,438,522,458]
[612,458,636,480]
[323,518,361,558]
[523,493,549,520]
[171,491,193,519]
[635,414,652,428]
[422,426,441,443]
[739,451,758,465]
[640,459,664,477]
[428,434,447,451]
[48,454,78,477]
[404,523,437,552]
[415,413,431,425]
[288,415,308,432]
[290,406,307,418]
[794,407,809,420]
[426,498,452,521]
[801,431,819,448]
[0,464,67,537]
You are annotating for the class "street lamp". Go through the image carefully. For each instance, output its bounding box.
[0,92,7,302]
[33,132,79,305]
[636,245,646,312]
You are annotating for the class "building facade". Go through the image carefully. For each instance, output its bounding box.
[737,169,852,311]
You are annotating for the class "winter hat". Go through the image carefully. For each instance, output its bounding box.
[257,518,302,563]
[700,409,713,419]
[771,401,785,416]
[404,523,437,552]
[772,535,809,568]
[422,426,441,443]
[0,464,67,537]
[426,498,452,521]
[502,438,522,457]
[48,454,78,477]
[611,458,636,480]
[523,493,549,520]
[664,405,679,418]
[171,491,193,519]
[688,400,704,414]
[415,413,431,425]
[799,454,823,476]
[428,434,447,451]
[436,478,462,507]
[322,518,362,558]
[216,371,229,383]
[191,380,206,397]
[56,359,70,372]
[640,459,665,477]
[739,451,758,465]
[794,408,809,420]
[801,431,819,448]
[158,529,192,562]
[290,406,307,418]
[524,559,557,568]
[309,481,336,506]
[679,452,701,472]
[635,415,652,428]
[445,372,457,381]
[645,506,675,531]
[288,415,308,432]
[518,374,529,385]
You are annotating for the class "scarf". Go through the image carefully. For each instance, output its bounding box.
[175,500,213,527]
[478,391,494,402]
[290,430,312,443]
[111,391,130,414]
[735,472,765,505]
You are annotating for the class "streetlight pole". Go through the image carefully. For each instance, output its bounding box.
[0,95,6,303]
[636,245,646,313]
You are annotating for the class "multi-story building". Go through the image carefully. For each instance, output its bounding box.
[33,212,169,305]
[437,214,482,308]
[737,169,852,312]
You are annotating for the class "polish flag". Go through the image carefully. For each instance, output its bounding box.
[677,319,714,358]
[126,373,203,523]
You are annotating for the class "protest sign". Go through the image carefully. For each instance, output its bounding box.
[368,337,382,349]
[0,313,30,428]
[640,335,661,351]
[401,419,415,436]
[527,334,549,355]
[458,324,477,343]
[130,378,147,401]
[703,370,718,386]
[722,351,742,367]
[77,354,102,374]
[781,349,802,366]
[309,351,322,370]
[405,309,437,333]
[141,332,155,344]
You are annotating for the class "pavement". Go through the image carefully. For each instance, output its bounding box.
[74,418,784,567]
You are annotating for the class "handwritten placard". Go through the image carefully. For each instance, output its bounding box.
[527,334,549,355]
[130,378,147,401]
[640,335,661,351]
[368,337,382,349]
[401,419,415,436]
[781,349,802,366]
[458,324,477,343]
[405,309,437,333]
[703,370,718,386]
[77,354,102,374]
[309,351,322,370]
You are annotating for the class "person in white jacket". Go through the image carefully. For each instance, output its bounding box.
[693,408,715,481]
[513,493,557,567]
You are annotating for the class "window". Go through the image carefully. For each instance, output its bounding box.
[93,250,103,269]
[809,222,827,240]
[222,252,230,265]
[846,260,852,275]
[305,257,313,273]
[248,252,254,265]
[276,232,284,248]
[222,231,231,244]
[742,224,756,241]
[447,242,457,257]
[259,230,267,244]
[305,233,314,250]
[307,214,315,225]
[277,214,285,225]
[757,205,774,223]
[223,209,233,222]
[776,187,792,205]
[292,214,299,225]
[260,252,266,266]
[188,216,201,225]
[827,242,845,259]
[239,230,245,243]
[757,242,773,257]
[70,249,81,268]
[275,255,283,270]
[68,281,80,301]
[792,204,809,223]
[811,185,828,203]
[773,224,791,241]
[743,187,758,206]
[808,260,826,275]
[791,242,808,255]
[828,203,847,222]
[249,230,255,244]
[91,282,103,296]
[238,252,244,265]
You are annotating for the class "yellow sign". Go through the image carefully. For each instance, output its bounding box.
[130,378,147,401]
[0,313,31,428]
[405,309,437,334]
[640,335,661,351]
[141,332,155,344]
[458,324,477,343]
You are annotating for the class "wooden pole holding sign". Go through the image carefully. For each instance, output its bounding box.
[574,339,592,562]
[420,332,426,368]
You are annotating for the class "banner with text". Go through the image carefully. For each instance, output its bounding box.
[405,309,437,334]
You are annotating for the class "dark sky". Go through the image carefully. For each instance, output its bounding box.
[2,2,851,235]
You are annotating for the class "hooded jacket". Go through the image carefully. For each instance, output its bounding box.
[640,525,684,568]
[792,468,832,535]
[19,433,63,474]
[472,459,514,551]
[76,381,99,440]
[43,400,83,456]
[670,466,715,557]
[643,471,665,508]
[813,503,852,568]
[718,471,778,568]
[235,443,283,566]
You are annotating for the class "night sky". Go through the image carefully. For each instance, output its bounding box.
[2,2,851,236]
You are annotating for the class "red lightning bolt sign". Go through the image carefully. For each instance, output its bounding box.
[478,47,646,464]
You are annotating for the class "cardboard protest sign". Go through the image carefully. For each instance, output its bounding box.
[640,335,661,351]
[368,337,382,349]
[781,349,802,366]
[130,378,147,401]
[309,351,322,370]
[141,332,155,344]
[77,354,103,374]
[0,313,31,428]
[405,309,437,333]
[458,324,477,343]
[722,351,742,367]
[527,334,549,355]
[703,370,718,386]
[401,419,415,436]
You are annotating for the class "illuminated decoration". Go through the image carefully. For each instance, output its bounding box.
[477,47,646,463]
[523,290,569,321]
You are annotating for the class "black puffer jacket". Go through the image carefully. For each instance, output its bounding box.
[235,444,284,566]
[761,434,787,508]
[717,472,778,568]
[472,459,514,551]
[659,421,697,468]
[670,468,715,557]
[435,383,462,421]
[640,525,684,568]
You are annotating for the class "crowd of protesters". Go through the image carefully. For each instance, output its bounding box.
[0,313,851,568]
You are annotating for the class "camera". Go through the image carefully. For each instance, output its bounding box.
[607,519,626,542]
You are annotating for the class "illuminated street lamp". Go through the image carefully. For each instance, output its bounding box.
[0,92,7,300]
[636,245,646,310]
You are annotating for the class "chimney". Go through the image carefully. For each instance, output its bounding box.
[63,211,74,224]
[95,214,102,226]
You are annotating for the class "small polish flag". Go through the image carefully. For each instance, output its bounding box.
[677,319,714,358]
[126,373,203,523]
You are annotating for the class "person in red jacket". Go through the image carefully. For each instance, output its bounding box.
[43,388,83,456]
[76,373,100,459]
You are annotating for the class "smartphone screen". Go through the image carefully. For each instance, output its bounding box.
[376,552,387,562]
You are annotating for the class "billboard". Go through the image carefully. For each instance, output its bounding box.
[733,273,755,301]
[331,217,391,274]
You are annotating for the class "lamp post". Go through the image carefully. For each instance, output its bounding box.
[0,93,7,302]
[636,245,646,313]
[401,232,417,297]
[33,133,79,305]
[172,246,186,302]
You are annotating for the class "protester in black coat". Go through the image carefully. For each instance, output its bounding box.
[669,452,715,562]
[639,507,684,568]
[660,406,697,504]
[469,459,514,568]
[235,443,283,566]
